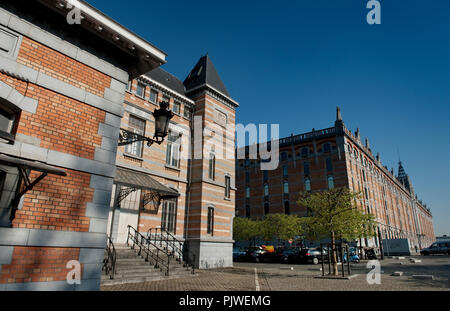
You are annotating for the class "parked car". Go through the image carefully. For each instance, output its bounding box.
[260,247,285,263]
[420,241,450,256]
[246,247,267,262]
[280,248,300,263]
[282,248,322,264]
[233,247,247,261]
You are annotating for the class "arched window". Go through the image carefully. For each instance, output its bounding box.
[284,201,290,215]
[327,176,334,189]
[305,178,311,192]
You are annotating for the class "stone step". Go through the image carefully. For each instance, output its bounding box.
[101,273,197,287]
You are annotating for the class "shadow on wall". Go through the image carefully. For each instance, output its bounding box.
[201,258,225,269]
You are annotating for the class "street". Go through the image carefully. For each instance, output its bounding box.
[101,255,450,291]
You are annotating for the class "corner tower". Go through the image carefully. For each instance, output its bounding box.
[184,55,239,268]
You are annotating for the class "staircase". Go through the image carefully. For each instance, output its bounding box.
[101,226,195,286]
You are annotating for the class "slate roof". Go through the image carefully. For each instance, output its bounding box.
[146,67,186,96]
[183,55,230,98]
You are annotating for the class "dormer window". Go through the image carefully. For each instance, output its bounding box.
[0,99,19,144]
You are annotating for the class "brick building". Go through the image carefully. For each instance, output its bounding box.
[107,55,239,269]
[0,0,168,290]
[236,107,434,251]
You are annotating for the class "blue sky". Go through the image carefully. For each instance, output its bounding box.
[87,0,450,236]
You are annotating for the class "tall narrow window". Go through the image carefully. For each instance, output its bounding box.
[284,201,290,215]
[245,171,250,184]
[125,115,146,157]
[263,170,268,182]
[304,161,310,176]
[149,89,157,103]
[0,170,6,202]
[264,202,269,215]
[246,205,251,218]
[183,106,192,120]
[327,176,335,189]
[283,181,289,194]
[166,132,180,168]
[282,165,288,178]
[301,147,309,158]
[161,200,177,234]
[136,82,146,98]
[326,158,333,171]
[305,178,311,192]
[173,101,180,115]
[281,152,288,161]
[208,153,215,180]
[246,187,250,199]
[127,80,132,92]
[207,207,214,235]
[225,176,231,199]
[264,184,269,198]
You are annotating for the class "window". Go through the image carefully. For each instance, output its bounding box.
[264,184,269,197]
[245,172,250,184]
[208,153,215,180]
[0,170,5,202]
[323,143,331,153]
[283,181,289,194]
[125,115,146,157]
[282,165,288,178]
[281,152,288,161]
[225,176,231,199]
[166,132,181,168]
[304,161,310,176]
[284,201,290,215]
[183,106,192,120]
[0,99,19,144]
[173,101,180,115]
[263,170,268,182]
[149,89,157,103]
[305,178,311,192]
[327,176,335,189]
[162,96,170,105]
[161,200,177,234]
[136,82,146,98]
[127,80,132,92]
[246,187,250,199]
[207,207,214,235]
[246,205,251,218]
[301,147,309,158]
[264,202,269,215]
[326,158,333,171]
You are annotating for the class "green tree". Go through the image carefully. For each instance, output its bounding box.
[261,214,304,244]
[298,187,376,275]
[233,217,263,246]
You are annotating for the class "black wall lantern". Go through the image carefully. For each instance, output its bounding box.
[118,101,174,147]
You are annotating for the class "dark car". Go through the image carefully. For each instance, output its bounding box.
[420,241,450,256]
[282,248,322,264]
[280,248,301,263]
[245,247,267,262]
[233,247,247,261]
[260,247,285,263]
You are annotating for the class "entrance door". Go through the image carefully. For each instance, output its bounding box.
[107,185,141,244]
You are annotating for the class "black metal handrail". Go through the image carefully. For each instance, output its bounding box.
[127,225,170,276]
[147,228,195,274]
[102,236,116,279]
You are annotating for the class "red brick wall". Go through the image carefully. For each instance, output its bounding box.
[12,169,93,232]
[0,247,81,284]
[17,37,111,97]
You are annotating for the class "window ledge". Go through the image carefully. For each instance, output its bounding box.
[123,153,144,161]
[165,164,181,171]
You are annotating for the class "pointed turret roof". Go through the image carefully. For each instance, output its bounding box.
[183,55,231,97]
[397,161,414,194]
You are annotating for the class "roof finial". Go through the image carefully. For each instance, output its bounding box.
[336,106,342,121]
[365,137,370,150]
[355,128,361,141]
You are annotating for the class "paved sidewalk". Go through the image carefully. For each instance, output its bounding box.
[101,256,450,291]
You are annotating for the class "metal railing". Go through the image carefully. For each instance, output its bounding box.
[102,236,116,279]
[147,227,195,274]
[127,225,170,276]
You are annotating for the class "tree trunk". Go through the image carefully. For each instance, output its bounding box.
[331,231,338,276]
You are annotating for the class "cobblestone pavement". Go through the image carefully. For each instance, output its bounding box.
[101,255,450,291]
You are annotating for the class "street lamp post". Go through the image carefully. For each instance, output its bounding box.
[118,101,174,147]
